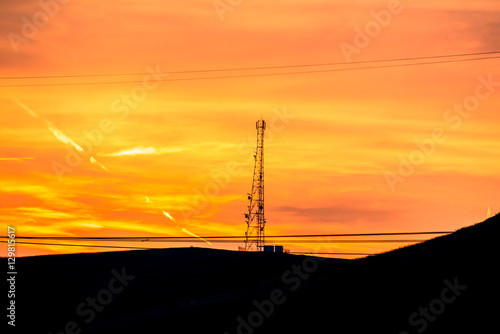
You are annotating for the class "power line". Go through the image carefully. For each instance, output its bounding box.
[1,50,498,80]
[0,240,154,250]
[1,231,452,241]
[0,231,450,253]
[2,236,441,255]
[258,231,452,238]
[123,239,425,243]
[259,240,425,243]
[1,55,499,88]
[2,237,426,244]
[1,240,376,256]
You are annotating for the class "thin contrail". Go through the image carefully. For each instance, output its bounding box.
[16,101,109,171]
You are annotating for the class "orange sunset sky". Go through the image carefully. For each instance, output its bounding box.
[1,0,499,257]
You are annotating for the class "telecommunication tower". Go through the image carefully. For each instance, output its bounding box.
[244,119,266,251]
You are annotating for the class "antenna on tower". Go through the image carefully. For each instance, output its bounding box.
[244,119,266,251]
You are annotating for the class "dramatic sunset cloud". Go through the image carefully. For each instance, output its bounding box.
[1,0,499,257]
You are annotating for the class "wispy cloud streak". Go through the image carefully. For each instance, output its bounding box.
[163,211,176,222]
[182,228,213,245]
[162,211,212,245]
[16,101,109,171]
[16,101,84,152]
[0,157,33,161]
[90,156,109,171]
[99,146,183,157]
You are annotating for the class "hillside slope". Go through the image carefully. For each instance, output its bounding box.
[272,214,500,333]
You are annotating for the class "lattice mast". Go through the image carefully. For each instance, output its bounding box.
[244,119,266,251]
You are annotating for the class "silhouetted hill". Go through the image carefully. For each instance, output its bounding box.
[7,214,500,333]
[278,214,500,334]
